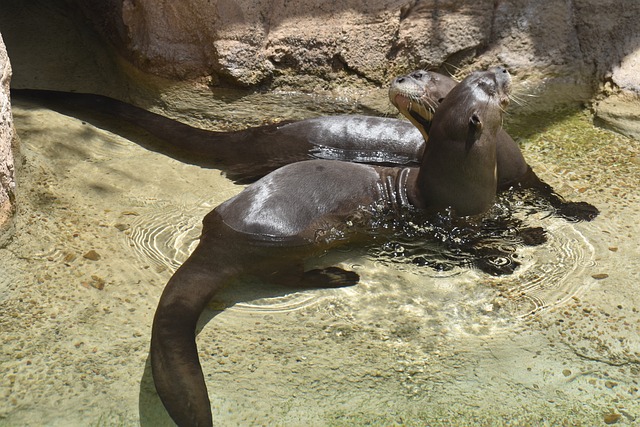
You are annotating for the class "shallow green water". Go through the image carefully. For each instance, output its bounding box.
[1,95,639,427]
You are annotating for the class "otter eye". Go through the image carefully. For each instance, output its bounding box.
[411,71,425,80]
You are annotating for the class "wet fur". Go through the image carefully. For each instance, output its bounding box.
[151,68,512,426]
[14,74,597,221]
[12,89,424,184]
[389,70,599,221]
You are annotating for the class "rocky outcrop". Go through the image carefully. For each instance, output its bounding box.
[0,33,16,245]
[70,0,640,137]
[2,1,639,137]
[593,46,640,140]
[76,1,640,89]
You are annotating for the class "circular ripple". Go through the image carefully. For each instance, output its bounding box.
[229,293,321,313]
[126,199,595,322]
[305,217,597,340]
[491,218,595,318]
[124,200,211,273]
[124,200,326,312]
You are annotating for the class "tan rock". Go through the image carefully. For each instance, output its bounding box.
[72,1,640,99]
[2,1,640,135]
[0,32,16,246]
[595,92,640,141]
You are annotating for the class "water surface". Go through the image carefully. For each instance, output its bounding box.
[1,94,639,426]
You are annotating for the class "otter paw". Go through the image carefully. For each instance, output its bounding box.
[555,201,599,222]
[303,267,360,288]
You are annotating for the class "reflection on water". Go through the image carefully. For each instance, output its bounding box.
[2,95,639,426]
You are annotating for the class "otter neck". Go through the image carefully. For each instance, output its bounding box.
[406,110,432,143]
[411,130,498,216]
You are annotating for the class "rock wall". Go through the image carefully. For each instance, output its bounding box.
[0,33,16,245]
[593,41,640,140]
[2,1,639,138]
[74,0,640,137]
[77,0,640,91]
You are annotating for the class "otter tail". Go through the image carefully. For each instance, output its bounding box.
[150,235,232,427]
[11,89,308,183]
[149,206,360,426]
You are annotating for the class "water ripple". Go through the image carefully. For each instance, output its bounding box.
[124,200,595,326]
[230,293,321,313]
[493,219,595,318]
[123,199,329,312]
[341,217,596,340]
[123,200,210,274]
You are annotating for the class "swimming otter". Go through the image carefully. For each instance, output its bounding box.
[151,67,512,426]
[11,88,424,183]
[13,72,598,221]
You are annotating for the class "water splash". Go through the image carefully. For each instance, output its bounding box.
[122,191,595,332]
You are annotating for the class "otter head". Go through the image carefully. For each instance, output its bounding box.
[388,70,458,140]
[433,66,510,150]
[418,66,512,216]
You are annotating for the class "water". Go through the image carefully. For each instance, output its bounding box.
[1,95,639,426]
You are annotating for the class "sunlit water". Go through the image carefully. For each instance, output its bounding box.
[1,94,639,426]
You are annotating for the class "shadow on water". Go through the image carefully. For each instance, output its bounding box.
[12,97,216,168]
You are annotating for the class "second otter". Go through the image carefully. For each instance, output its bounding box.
[13,70,597,220]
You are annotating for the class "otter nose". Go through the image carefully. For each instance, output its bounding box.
[394,76,406,84]
[490,66,509,76]
[493,66,511,86]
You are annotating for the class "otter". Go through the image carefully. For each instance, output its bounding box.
[388,70,598,221]
[13,72,597,221]
[151,67,512,426]
[11,88,424,183]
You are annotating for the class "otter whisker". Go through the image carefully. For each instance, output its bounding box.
[419,95,438,111]
[441,61,463,76]
[509,92,534,108]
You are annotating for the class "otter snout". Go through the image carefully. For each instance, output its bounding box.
[488,66,511,107]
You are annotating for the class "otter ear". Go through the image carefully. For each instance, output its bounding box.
[469,112,483,131]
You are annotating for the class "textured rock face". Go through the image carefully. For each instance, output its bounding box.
[77,0,640,90]
[593,45,640,140]
[74,0,640,137]
[4,1,640,138]
[0,33,16,244]
[78,0,415,86]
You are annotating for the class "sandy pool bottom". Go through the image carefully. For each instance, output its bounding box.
[0,102,639,426]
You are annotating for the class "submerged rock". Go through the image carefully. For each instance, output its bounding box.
[595,92,640,141]
[83,250,102,261]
